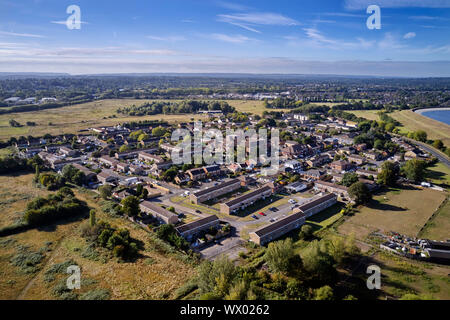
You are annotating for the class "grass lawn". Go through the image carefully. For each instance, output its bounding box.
[419,197,450,241]
[306,202,345,229]
[348,110,381,121]
[0,99,269,140]
[425,162,450,187]
[0,175,197,300]
[390,110,450,146]
[337,185,447,240]
[368,251,450,300]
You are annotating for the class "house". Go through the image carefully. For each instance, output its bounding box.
[347,154,366,165]
[303,169,326,181]
[227,163,242,174]
[138,152,164,163]
[116,162,130,173]
[176,215,220,241]
[356,169,379,179]
[281,141,309,159]
[186,168,206,181]
[293,193,337,218]
[129,165,144,175]
[306,155,329,168]
[238,175,257,187]
[72,163,97,182]
[99,156,119,168]
[190,179,241,204]
[314,180,349,198]
[330,160,352,172]
[174,173,190,185]
[59,146,76,157]
[203,165,222,178]
[249,211,307,245]
[97,171,119,184]
[284,160,303,173]
[139,201,178,225]
[220,185,273,215]
[364,150,382,161]
[286,181,307,193]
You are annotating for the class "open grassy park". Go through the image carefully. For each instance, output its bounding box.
[0,99,273,141]
[337,186,447,241]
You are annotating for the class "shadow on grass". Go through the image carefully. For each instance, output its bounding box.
[307,203,344,224]
[365,199,407,212]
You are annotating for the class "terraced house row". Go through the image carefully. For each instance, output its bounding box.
[190,178,241,204]
[220,184,273,215]
[250,193,337,245]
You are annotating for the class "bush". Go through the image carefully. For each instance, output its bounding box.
[79,289,111,300]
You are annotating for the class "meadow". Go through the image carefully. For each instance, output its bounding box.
[0,99,270,140]
[0,173,197,300]
[337,186,447,241]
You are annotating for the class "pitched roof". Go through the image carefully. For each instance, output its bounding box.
[253,211,306,237]
[176,215,219,233]
[193,179,240,197]
[224,185,272,207]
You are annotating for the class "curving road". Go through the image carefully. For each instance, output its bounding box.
[402,136,450,169]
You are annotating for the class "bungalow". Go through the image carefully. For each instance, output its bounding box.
[176,215,220,241]
[293,193,337,218]
[190,179,241,204]
[250,212,307,245]
[139,201,178,225]
[220,185,273,215]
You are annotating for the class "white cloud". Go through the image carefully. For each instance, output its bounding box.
[403,32,416,39]
[345,0,450,10]
[215,1,250,11]
[147,35,186,42]
[50,20,89,26]
[218,12,299,33]
[210,33,254,43]
[0,30,45,38]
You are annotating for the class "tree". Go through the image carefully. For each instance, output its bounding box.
[301,240,337,283]
[432,139,444,150]
[378,161,398,186]
[314,286,334,300]
[299,224,313,240]
[348,182,372,204]
[341,173,359,187]
[402,159,426,182]
[119,145,130,153]
[121,196,140,217]
[413,130,427,142]
[98,184,112,200]
[89,210,96,227]
[197,255,236,296]
[374,139,384,150]
[264,238,298,274]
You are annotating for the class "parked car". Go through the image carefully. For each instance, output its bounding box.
[259,212,265,216]
[251,215,258,220]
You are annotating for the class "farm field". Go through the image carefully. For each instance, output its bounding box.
[337,186,447,241]
[0,99,268,140]
[0,173,197,300]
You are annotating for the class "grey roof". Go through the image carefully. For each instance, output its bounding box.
[296,193,336,212]
[139,201,177,220]
[253,211,306,237]
[224,185,272,207]
[176,215,219,233]
[194,179,240,197]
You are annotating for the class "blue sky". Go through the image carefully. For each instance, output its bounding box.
[0,0,449,76]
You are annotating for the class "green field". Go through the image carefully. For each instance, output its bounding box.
[338,186,447,240]
[0,99,269,140]
[425,162,450,187]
